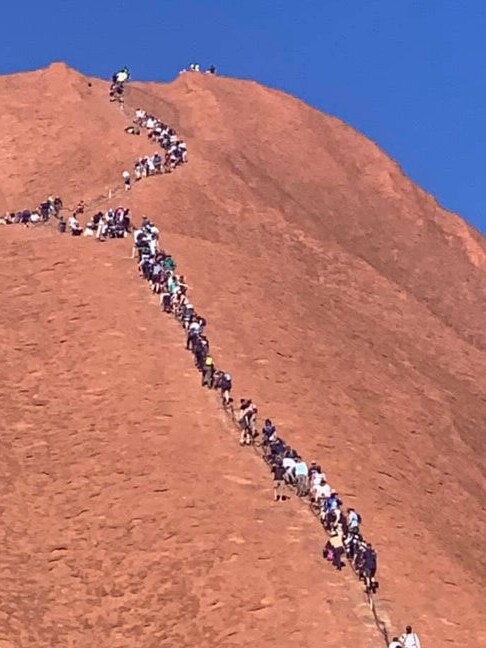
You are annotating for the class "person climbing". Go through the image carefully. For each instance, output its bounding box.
[186,319,200,351]
[328,529,345,571]
[282,451,296,485]
[122,170,131,191]
[202,355,215,388]
[220,372,232,406]
[238,399,256,446]
[271,457,286,502]
[113,66,130,84]
[347,508,361,534]
[207,65,217,75]
[399,626,421,648]
[361,543,378,593]
[135,108,146,124]
[262,419,276,446]
[181,302,194,329]
[311,477,331,506]
[153,152,162,173]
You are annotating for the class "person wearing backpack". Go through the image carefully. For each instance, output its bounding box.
[399,626,421,648]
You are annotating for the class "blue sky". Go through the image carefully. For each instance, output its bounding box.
[2,1,485,232]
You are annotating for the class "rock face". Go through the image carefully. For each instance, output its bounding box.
[0,64,485,647]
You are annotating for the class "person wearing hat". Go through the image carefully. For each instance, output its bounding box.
[329,529,345,571]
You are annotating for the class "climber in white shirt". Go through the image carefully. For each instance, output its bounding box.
[399,626,421,648]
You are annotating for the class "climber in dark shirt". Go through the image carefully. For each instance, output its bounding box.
[271,459,286,502]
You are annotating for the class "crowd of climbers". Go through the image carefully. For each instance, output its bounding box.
[1,195,64,225]
[122,108,188,190]
[1,66,424,648]
[131,216,422,648]
[131,217,382,585]
[60,206,132,239]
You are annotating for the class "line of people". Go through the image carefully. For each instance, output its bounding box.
[131,214,378,591]
[122,109,187,191]
[130,213,423,648]
[60,207,132,239]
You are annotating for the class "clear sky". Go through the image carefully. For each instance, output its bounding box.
[2,1,485,232]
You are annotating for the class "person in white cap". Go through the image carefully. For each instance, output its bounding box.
[122,170,131,191]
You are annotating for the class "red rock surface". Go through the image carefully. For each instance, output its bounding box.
[0,62,485,647]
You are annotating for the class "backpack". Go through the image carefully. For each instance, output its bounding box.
[356,513,362,525]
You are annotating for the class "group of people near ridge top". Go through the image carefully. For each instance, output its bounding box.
[122,108,187,191]
[58,206,132,240]
[180,63,217,74]
[1,195,64,225]
[109,66,130,103]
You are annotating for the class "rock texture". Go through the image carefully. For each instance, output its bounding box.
[0,63,485,647]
